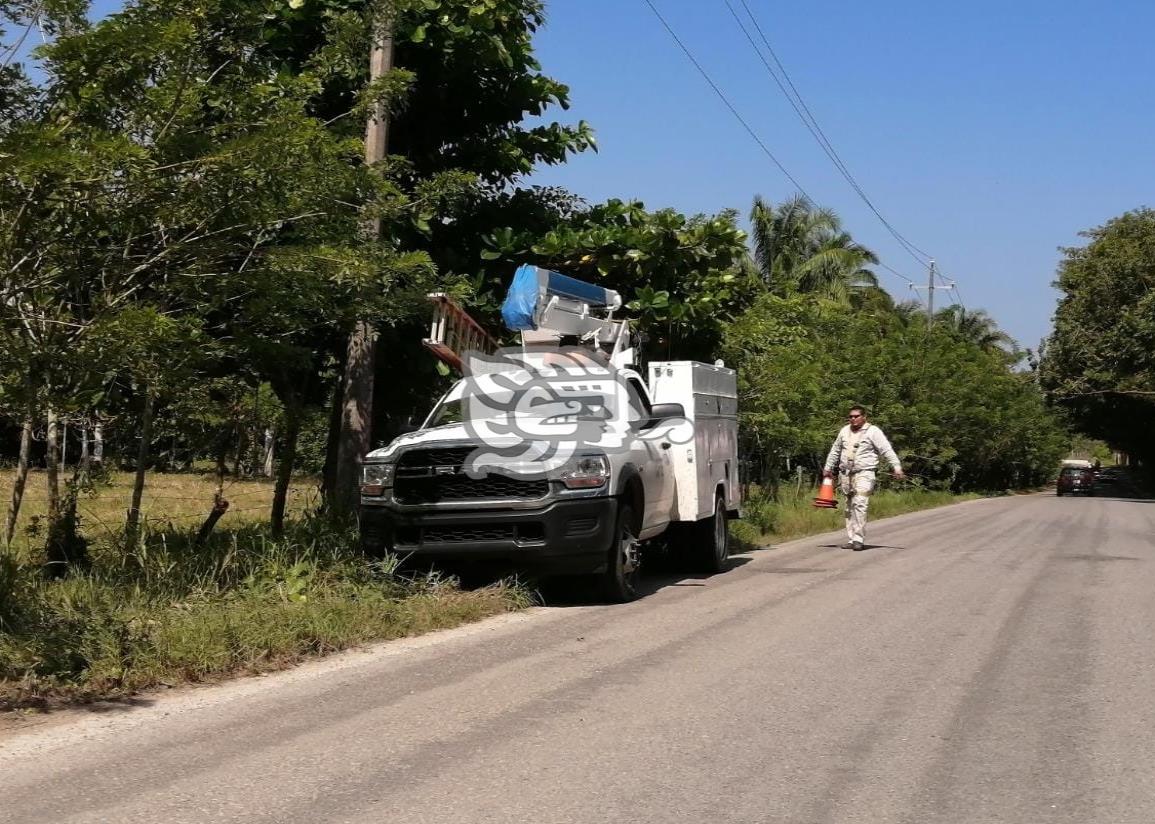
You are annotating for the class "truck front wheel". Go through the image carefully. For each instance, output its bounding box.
[601,502,641,603]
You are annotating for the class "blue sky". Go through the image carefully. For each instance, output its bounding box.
[29,0,1155,349]
[528,0,1155,349]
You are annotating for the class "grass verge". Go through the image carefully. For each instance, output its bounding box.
[0,517,530,711]
[730,484,981,548]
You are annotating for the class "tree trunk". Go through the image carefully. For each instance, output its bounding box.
[125,390,154,544]
[3,418,33,548]
[215,440,228,484]
[333,321,376,516]
[271,398,304,540]
[321,373,343,511]
[329,13,394,517]
[45,407,60,525]
[46,424,93,577]
[81,425,90,464]
[262,427,275,478]
[93,422,104,465]
[232,422,245,478]
[194,495,230,546]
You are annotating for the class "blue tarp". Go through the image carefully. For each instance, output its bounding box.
[545,270,614,307]
[501,264,541,331]
[501,265,617,332]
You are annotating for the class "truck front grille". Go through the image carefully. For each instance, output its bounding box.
[394,447,550,504]
[393,523,545,545]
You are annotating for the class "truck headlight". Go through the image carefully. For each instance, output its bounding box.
[558,454,609,490]
[361,462,395,496]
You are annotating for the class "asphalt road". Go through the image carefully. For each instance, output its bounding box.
[4,490,1155,824]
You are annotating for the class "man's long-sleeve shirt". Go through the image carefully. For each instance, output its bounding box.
[824,423,902,474]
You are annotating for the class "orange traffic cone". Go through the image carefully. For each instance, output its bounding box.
[812,476,838,508]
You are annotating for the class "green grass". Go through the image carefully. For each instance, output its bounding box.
[730,483,980,548]
[0,515,530,710]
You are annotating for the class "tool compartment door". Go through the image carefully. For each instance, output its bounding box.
[648,361,739,522]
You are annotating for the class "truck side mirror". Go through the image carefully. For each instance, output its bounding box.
[649,403,685,424]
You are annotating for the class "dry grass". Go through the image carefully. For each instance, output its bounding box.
[3,469,316,562]
[0,471,531,710]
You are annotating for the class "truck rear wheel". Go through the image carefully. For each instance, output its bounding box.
[694,493,729,574]
[601,503,641,603]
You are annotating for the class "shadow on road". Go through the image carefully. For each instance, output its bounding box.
[815,542,906,552]
[532,556,754,607]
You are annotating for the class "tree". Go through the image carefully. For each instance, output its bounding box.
[478,199,755,361]
[1,0,450,557]
[937,305,1018,358]
[1040,208,1155,463]
[749,194,882,304]
[723,288,1067,491]
[318,0,597,512]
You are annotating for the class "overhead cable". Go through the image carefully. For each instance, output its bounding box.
[640,0,928,291]
[724,0,935,269]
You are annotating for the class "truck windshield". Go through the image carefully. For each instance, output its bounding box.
[423,379,638,429]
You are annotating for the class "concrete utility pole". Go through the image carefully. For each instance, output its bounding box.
[333,10,395,513]
[927,260,936,327]
[909,260,954,330]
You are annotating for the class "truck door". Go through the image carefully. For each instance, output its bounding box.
[626,378,675,533]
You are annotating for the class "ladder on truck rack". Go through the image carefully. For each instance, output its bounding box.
[422,293,499,374]
[422,267,637,374]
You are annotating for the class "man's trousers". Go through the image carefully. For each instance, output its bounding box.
[839,469,876,544]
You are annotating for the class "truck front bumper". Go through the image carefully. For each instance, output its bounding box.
[360,496,618,575]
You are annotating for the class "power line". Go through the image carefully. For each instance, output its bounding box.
[640,0,814,202]
[877,261,917,286]
[640,0,934,295]
[723,0,934,269]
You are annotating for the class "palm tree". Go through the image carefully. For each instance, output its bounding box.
[937,305,1018,356]
[749,194,884,305]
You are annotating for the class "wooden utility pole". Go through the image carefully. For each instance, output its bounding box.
[332,9,395,514]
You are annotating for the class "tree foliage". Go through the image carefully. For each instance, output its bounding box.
[1040,208,1155,463]
[723,292,1067,491]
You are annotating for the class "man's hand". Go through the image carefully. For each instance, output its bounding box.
[823,469,834,479]
[893,469,906,481]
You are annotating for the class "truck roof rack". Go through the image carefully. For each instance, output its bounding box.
[501,265,636,369]
[422,267,638,375]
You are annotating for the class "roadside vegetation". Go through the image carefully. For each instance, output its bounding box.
[0,511,529,710]
[731,485,979,549]
[1,0,1078,709]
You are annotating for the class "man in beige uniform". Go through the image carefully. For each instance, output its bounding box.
[823,406,904,550]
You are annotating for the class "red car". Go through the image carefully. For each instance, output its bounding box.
[1056,467,1095,496]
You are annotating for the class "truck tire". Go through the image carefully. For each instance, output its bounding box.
[601,502,641,603]
[694,493,729,574]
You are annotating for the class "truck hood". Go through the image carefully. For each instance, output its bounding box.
[364,423,618,476]
[365,424,484,461]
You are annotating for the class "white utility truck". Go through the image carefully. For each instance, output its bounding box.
[360,266,740,601]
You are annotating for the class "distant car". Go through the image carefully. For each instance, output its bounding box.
[1056,467,1095,496]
